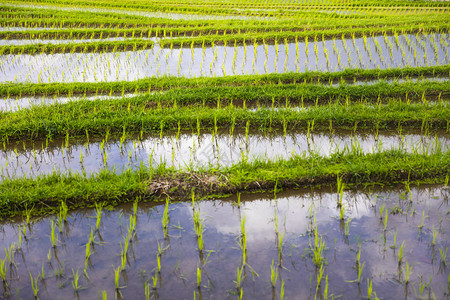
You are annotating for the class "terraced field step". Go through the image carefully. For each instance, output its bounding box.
[1,65,448,97]
[1,129,447,178]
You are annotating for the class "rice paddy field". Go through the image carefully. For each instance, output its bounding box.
[0,0,449,299]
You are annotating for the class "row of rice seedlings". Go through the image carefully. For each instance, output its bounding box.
[12,0,450,12]
[1,63,447,98]
[0,39,155,55]
[158,26,448,48]
[2,7,446,40]
[2,124,446,181]
[2,14,445,41]
[13,0,448,21]
[1,99,445,153]
[1,95,448,143]
[2,31,446,83]
[2,17,446,47]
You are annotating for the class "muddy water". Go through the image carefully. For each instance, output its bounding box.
[0,33,448,83]
[1,130,448,179]
[0,184,447,299]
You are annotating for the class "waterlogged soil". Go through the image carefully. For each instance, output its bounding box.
[1,129,448,179]
[0,33,448,83]
[0,185,448,299]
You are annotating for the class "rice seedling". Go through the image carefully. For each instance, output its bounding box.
[157,254,161,274]
[270,259,278,289]
[162,198,170,238]
[383,210,388,232]
[367,278,378,299]
[356,262,365,284]
[196,265,201,289]
[311,230,326,267]
[152,271,158,290]
[30,272,39,298]
[233,265,244,290]
[431,226,438,246]
[0,259,8,287]
[403,262,412,284]
[71,269,82,292]
[4,244,16,267]
[114,266,125,290]
[439,247,447,266]
[95,202,103,231]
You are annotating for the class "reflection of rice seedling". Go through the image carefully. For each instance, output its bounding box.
[152,271,158,290]
[316,264,325,289]
[390,230,398,249]
[339,205,345,221]
[418,211,428,230]
[439,247,448,266]
[95,202,103,231]
[278,232,284,266]
[50,220,58,248]
[344,218,351,236]
[162,198,170,238]
[403,262,412,284]
[398,241,405,265]
[336,175,344,207]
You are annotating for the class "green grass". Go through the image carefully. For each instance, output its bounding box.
[159,26,448,47]
[0,98,448,141]
[0,38,154,54]
[0,149,447,218]
[1,65,448,96]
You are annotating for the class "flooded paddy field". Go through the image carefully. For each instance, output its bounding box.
[1,32,448,83]
[1,0,449,299]
[0,184,448,299]
[1,129,448,179]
